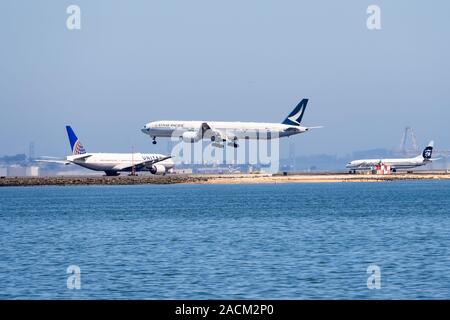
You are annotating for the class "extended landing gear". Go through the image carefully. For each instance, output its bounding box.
[232,137,239,148]
[227,137,239,148]
[226,141,239,148]
[152,136,157,145]
[212,142,225,148]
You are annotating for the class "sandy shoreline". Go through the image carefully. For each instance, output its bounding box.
[193,173,450,184]
[1,172,450,187]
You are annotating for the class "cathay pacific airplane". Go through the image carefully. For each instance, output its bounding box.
[141,99,321,148]
[346,141,440,173]
[37,126,174,176]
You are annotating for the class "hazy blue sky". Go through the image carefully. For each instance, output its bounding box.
[1,1,449,157]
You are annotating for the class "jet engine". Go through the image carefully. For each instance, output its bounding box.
[206,129,226,143]
[182,131,200,143]
[150,164,166,175]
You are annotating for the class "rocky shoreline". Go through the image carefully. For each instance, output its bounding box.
[0,175,209,187]
[1,172,449,187]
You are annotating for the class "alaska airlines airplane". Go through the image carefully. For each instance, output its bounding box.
[38,126,174,176]
[346,141,439,173]
[141,99,320,148]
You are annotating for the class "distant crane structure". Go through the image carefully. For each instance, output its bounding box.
[289,141,296,171]
[28,142,35,161]
[399,126,419,156]
[437,150,450,171]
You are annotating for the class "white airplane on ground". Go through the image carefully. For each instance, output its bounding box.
[141,99,321,148]
[346,141,439,173]
[37,126,174,176]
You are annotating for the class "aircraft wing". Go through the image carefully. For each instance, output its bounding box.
[71,154,93,161]
[201,122,236,143]
[352,161,380,168]
[201,123,224,140]
[200,122,212,136]
[112,156,172,171]
[351,162,368,168]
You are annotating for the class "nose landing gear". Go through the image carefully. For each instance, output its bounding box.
[152,137,157,145]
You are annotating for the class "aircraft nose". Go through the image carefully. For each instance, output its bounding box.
[141,125,150,134]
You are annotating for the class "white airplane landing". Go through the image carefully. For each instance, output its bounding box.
[141,99,321,148]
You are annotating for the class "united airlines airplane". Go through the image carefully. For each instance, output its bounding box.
[141,99,320,148]
[38,126,174,176]
[346,141,439,173]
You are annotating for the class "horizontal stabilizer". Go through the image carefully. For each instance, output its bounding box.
[34,159,71,165]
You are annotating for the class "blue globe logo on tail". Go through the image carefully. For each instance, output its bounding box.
[66,126,86,155]
[73,139,86,155]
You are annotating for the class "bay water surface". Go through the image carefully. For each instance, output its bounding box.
[1,181,450,299]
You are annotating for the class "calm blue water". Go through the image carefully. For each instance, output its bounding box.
[1,181,450,299]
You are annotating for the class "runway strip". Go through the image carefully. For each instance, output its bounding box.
[194,172,450,184]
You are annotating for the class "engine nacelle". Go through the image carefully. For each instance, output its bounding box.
[150,164,166,175]
[182,131,200,143]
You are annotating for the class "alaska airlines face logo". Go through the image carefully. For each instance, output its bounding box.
[73,140,86,155]
[423,149,432,159]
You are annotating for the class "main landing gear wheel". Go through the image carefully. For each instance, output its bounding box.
[104,171,120,176]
